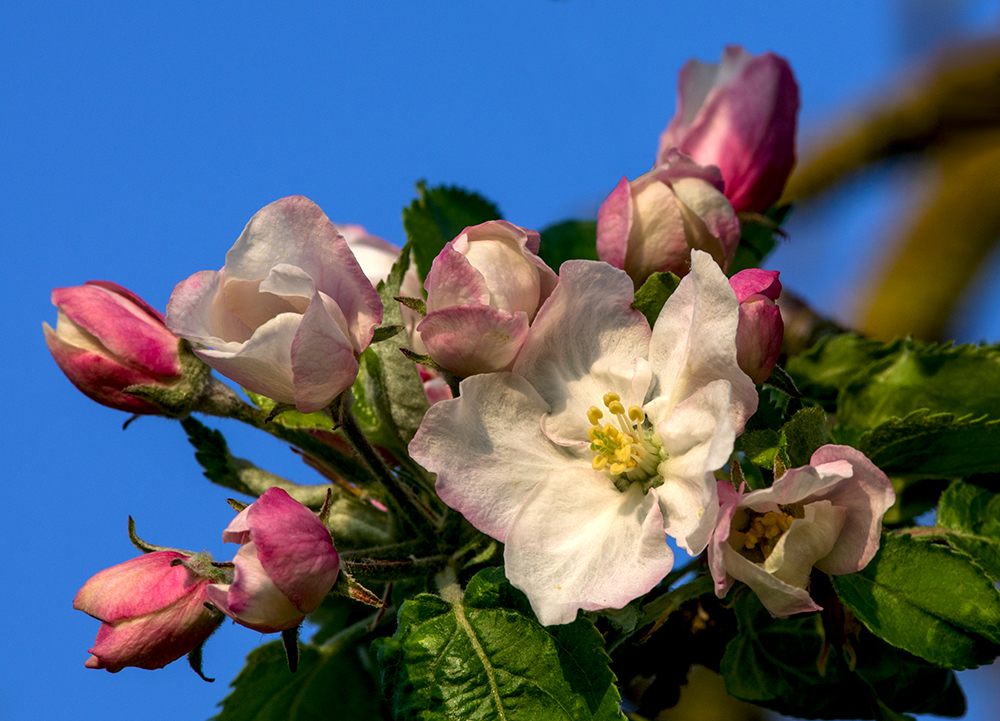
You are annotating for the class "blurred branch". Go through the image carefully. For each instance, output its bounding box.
[781,38,1000,341]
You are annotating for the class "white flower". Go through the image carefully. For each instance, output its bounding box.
[409,250,756,624]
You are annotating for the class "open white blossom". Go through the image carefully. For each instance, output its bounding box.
[410,251,756,624]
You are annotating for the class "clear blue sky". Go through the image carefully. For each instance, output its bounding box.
[4,2,999,719]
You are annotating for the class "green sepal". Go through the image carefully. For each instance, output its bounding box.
[370,325,404,344]
[127,516,178,554]
[281,626,300,673]
[394,296,426,316]
[188,640,215,683]
[537,219,599,270]
[632,271,681,328]
[330,570,385,608]
[831,533,1000,669]
[404,181,503,283]
[123,339,214,416]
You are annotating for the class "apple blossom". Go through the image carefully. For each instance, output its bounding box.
[166,196,383,414]
[657,45,799,214]
[708,445,895,618]
[730,269,783,383]
[596,150,741,287]
[43,281,183,414]
[410,250,756,625]
[74,550,222,673]
[206,487,340,633]
[417,220,559,376]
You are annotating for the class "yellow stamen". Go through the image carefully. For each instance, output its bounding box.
[603,392,620,406]
[607,400,626,416]
[628,406,644,422]
[587,406,603,425]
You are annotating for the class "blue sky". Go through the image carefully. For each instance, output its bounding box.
[4,2,1000,719]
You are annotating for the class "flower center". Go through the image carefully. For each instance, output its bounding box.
[587,392,661,491]
[731,507,799,561]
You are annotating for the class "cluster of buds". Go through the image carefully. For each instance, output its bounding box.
[74,488,342,674]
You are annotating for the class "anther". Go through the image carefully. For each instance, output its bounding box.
[628,405,644,422]
[587,406,603,425]
[603,392,620,407]
[608,400,626,416]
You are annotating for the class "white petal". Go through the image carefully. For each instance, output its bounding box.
[505,468,674,626]
[408,373,585,542]
[196,313,300,404]
[514,260,651,443]
[764,501,846,589]
[646,250,757,434]
[654,379,734,553]
[720,542,821,618]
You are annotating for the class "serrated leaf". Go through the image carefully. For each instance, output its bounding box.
[859,411,1000,477]
[375,567,624,721]
[786,333,899,407]
[721,592,965,719]
[738,429,784,469]
[244,390,334,431]
[831,533,1000,669]
[631,272,681,328]
[838,340,1000,430]
[367,244,431,448]
[782,406,828,466]
[728,204,791,275]
[404,182,503,283]
[744,384,793,432]
[215,640,386,721]
[537,220,599,270]
[937,480,1000,582]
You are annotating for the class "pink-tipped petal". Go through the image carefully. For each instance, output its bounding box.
[596,176,634,270]
[418,305,530,377]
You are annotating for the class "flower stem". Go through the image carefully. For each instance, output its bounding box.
[338,392,440,540]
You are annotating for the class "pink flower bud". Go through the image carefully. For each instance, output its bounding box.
[73,551,221,672]
[597,150,741,287]
[43,281,184,414]
[166,197,384,414]
[657,45,800,214]
[418,220,558,376]
[730,269,783,383]
[206,488,340,633]
[708,446,895,617]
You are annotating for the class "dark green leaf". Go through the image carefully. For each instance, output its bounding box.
[785,333,899,407]
[831,533,1000,669]
[838,340,1000,430]
[727,204,792,275]
[404,182,502,283]
[631,272,681,328]
[859,411,1000,477]
[781,406,828,466]
[215,640,386,721]
[537,220,599,270]
[721,592,965,719]
[375,567,624,721]
[936,480,1000,582]
[744,384,793,432]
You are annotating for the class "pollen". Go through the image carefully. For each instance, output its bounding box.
[740,509,795,558]
[587,391,660,485]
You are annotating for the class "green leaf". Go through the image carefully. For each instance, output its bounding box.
[728,204,791,275]
[859,411,1000,477]
[738,429,784,469]
[838,340,1000,430]
[215,640,386,721]
[631,272,681,328]
[404,182,502,283]
[375,567,624,721]
[721,592,965,719]
[786,333,899,407]
[831,533,1000,669]
[936,480,1000,582]
[365,244,431,448]
[781,406,828,467]
[537,220,599,270]
[244,390,334,431]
